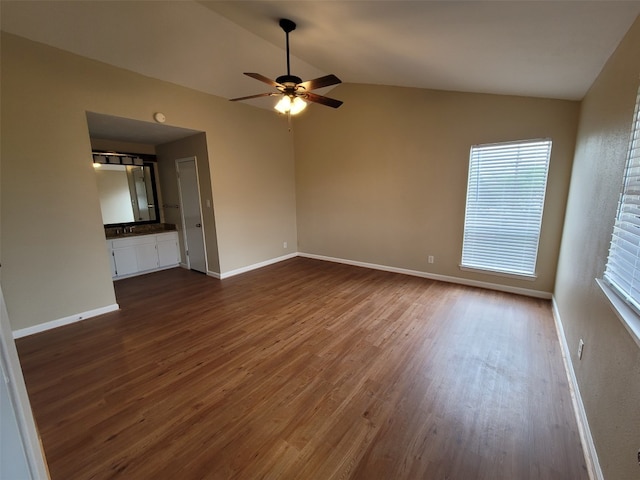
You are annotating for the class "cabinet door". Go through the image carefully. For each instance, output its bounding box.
[113,246,138,276]
[135,243,159,272]
[157,239,179,267]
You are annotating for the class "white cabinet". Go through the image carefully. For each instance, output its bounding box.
[113,245,138,276]
[135,242,159,272]
[107,231,180,279]
[157,232,180,267]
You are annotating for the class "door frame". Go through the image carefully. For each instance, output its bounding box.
[0,284,50,479]
[175,156,208,273]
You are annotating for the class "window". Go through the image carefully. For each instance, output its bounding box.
[461,139,552,277]
[603,86,640,315]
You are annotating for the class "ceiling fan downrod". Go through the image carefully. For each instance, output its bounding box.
[276,19,302,86]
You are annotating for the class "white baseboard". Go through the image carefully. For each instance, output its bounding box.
[13,303,120,339]
[219,253,298,279]
[299,252,552,299]
[551,297,602,480]
[207,270,221,279]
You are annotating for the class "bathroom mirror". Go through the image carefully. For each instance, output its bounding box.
[94,161,160,226]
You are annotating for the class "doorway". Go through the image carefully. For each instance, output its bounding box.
[176,157,207,274]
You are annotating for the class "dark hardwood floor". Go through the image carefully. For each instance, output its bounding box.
[16,258,588,479]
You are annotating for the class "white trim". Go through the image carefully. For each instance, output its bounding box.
[595,278,640,348]
[459,265,537,281]
[551,297,603,480]
[220,253,298,279]
[207,270,221,279]
[0,285,50,478]
[299,252,552,299]
[462,138,551,278]
[12,303,119,339]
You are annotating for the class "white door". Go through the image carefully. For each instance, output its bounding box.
[0,285,50,479]
[176,158,207,274]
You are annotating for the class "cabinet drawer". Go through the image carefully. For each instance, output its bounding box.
[112,235,156,248]
[155,232,178,242]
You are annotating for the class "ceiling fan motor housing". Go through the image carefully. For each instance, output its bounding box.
[276,74,303,87]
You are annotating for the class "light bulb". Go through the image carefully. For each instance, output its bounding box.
[274,95,307,115]
[290,96,307,115]
[275,96,292,114]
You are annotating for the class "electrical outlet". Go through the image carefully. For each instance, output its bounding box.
[577,339,585,360]
[428,255,434,264]
[283,241,287,249]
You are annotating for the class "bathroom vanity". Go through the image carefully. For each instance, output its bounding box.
[106,231,180,279]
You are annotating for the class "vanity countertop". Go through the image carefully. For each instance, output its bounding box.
[105,223,177,240]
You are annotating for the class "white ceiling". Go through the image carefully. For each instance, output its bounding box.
[204,0,640,100]
[86,112,202,145]
[2,0,640,142]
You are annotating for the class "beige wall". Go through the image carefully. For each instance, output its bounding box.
[0,33,296,330]
[554,16,640,480]
[294,84,579,294]
[3,12,639,479]
[156,133,221,273]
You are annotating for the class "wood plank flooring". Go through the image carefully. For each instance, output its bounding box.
[16,258,589,479]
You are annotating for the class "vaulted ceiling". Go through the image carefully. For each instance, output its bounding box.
[2,1,639,113]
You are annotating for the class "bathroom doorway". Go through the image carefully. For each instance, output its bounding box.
[176,157,207,274]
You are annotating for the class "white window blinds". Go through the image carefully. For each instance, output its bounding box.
[603,86,640,312]
[461,139,552,277]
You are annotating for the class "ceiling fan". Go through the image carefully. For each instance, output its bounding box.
[229,18,343,115]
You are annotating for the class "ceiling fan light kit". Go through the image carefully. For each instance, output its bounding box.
[230,18,343,115]
[275,95,307,115]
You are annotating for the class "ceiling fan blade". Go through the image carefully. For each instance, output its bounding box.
[229,92,278,102]
[304,92,343,109]
[298,74,342,92]
[244,72,282,88]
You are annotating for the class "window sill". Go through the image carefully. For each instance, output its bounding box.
[595,278,640,348]
[459,265,537,281]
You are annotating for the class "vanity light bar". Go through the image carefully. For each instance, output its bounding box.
[92,152,144,166]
